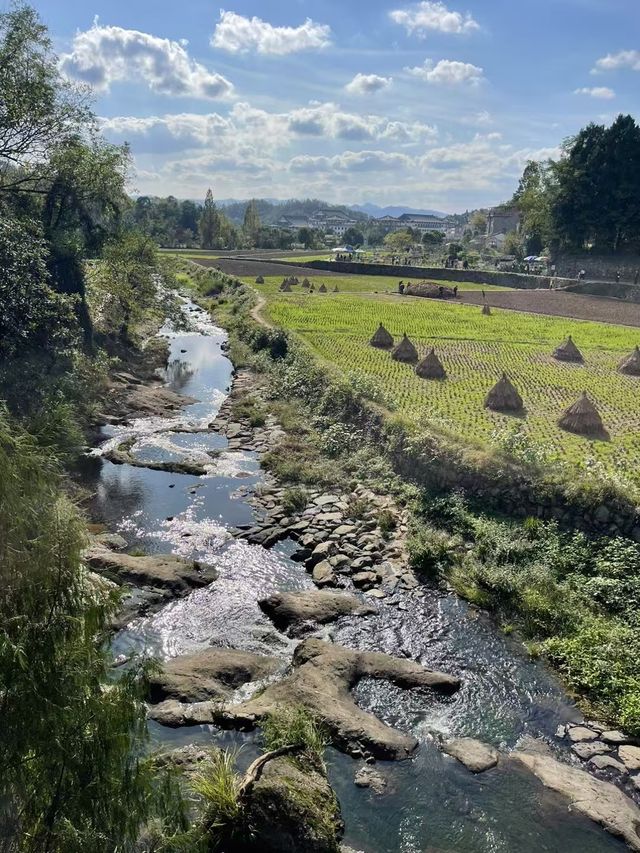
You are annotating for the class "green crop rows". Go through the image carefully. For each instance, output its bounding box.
[261,289,640,489]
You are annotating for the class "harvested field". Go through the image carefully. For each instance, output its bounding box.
[194,256,342,280]
[459,289,640,329]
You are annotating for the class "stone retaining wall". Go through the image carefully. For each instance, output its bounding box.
[302,260,574,290]
[556,253,640,282]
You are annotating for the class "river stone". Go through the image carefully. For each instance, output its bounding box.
[259,591,373,634]
[354,766,387,794]
[352,571,378,589]
[94,532,128,551]
[442,738,499,773]
[619,745,640,772]
[335,525,356,536]
[602,730,635,745]
[567,726,598,743]
[309,541,336,565]
[512,741,640,850]
[351,556,373,571]
[589,754,626,773]
[572,741,611,760]
[315,495,339,507]
[312,561,337,586]
[147,647,280,704]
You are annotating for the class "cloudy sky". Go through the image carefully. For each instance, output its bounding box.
[38,0,639,211]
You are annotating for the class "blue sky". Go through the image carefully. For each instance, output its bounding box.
[34,0,640,211]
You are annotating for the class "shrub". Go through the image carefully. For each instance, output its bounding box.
[192,749,243,845]
[282,486,309,515]
[262,706,328,770]
[377,509,396,538]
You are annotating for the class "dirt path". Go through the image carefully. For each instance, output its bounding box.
[251,293,272,329]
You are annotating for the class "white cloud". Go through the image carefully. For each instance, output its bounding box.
[592,49,640,74]
[211,10,331,55]
[574,86,615,99]
[289,150,414,174]
[60,20,233,99]
[406,58,484,85]
[345,73,392,95]
[100,102,437,160]
[287,102,437,143]
[390,1,479,37]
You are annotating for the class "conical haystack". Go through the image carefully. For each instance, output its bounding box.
[319,283,327,293]
[391,333,418,364]
[484,372,523,412]
[415,348,446,379]
[333,285,339,292]
[482,303,491,316]
[370,323,394,349]
[280,280,292,292]
[309,284,315,292]
[302,278,311,288]
[255,275,264,284]
[618,345,640,375]
[553,335,583,362]
[558,391,606,437]
[291,276,299,285]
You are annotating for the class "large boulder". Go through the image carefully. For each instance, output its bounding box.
[224,639,460,760]
[512,739,640,850]
[259,591,373,635]
[148,647,281,704]
[85,546,217,595]
[242,756,343,853]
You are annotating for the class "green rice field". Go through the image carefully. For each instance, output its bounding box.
[258,287,640,489]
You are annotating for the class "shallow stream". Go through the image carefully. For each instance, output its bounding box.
[86,303,624,853]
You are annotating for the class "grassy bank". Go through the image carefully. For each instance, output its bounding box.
[185,265,640,735]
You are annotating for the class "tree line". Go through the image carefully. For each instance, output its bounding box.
[514,114,640,256]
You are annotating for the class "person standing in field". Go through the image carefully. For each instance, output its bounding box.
[634,269,639,285]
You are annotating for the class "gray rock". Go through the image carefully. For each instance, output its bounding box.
[351,556,373,571]
[443,738,499,773]
[312,562,337,586]
[309,541,336,566]
[619,745,640,772]
[354,766,387,794]
[567,725,598,743]
[352,571,378,589]
[589,754,626,773]
[147,647,280,704]
[572,741,610,760]
[512,742,640,851]
[259,590,373,635]
[94,532,128,551]
[602,730,634,745]
[222,638,460,760]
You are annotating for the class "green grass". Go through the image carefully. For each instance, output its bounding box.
[259,288,640,491]
[277,254,333,263]
[244,275,511,296]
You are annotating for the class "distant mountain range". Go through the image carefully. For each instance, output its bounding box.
[350,203,448,219]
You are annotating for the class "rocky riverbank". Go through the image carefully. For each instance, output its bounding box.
[86,302,640,851]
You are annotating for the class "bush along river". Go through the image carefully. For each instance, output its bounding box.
[82,298,640,853]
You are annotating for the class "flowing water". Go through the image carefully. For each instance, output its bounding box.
[85,302,625,853]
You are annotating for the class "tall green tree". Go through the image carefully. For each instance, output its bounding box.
[42,138,130,349]
[242,198,261,244]
[0,4,87,194]
[199,188,220,249]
